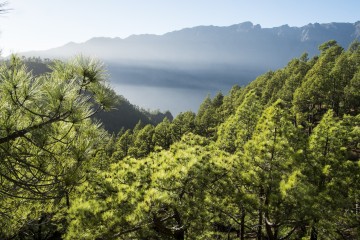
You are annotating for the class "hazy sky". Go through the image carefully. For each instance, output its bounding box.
[1,0,359,55]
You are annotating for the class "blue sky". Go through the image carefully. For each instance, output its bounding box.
[1,0,359,55]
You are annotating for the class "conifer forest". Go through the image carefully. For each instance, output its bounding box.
[0,39,360,239]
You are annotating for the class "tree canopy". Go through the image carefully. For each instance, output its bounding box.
[1,40,359,239]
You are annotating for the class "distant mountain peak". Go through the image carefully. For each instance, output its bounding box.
[16,20,360,114]
[63,41,77,46]
[233,21,261,32]
[355,22,360,38]
[18,20,360,83]
[86,37,122,44]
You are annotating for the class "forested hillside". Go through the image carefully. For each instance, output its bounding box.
[13,57,173,132]
[0,40,359,239]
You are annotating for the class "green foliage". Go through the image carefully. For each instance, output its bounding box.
[0,55,116,238]
[293,40,345,130]
[195,94,224,139]
[216,90,263,153]
[3,41,360,239]
[275,57,311,104]
[241,100,301,239]
[66,133,235,239]
[153,117,172,150]
[217,85,243,120]
[96,96,173,134]
[170,111,196,141]
[111,129,133,161]
[344,67,360,115]
[128,124,155,158]
[303,110,360,238]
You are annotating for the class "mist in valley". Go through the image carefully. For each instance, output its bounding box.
[19,21,360,115]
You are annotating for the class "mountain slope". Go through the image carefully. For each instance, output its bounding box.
[19,58,172,133]
[19,21,360,113]
[21,21,360,87]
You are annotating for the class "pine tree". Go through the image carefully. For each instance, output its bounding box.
[304,110,359,239]
[0,55,116,237]
[111,129,133,161]
[217,90,263,153]
[129,124,155,158]
[242,100,300,240]
[170,111,195,141]
[293,40,344,132]
[153,117,172,150]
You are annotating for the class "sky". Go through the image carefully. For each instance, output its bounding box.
[0,0,359,56]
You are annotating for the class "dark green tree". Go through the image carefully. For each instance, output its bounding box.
[195,95,222,139]
[195,96,215,137]
[217,85,243,120]
[170,111,195,142]
[276,57,311,105]
[111,129,133,161]
[129,124,155,158]
[293,40,344,132]
[153,117,172,150]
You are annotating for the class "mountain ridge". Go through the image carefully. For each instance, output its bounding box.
[20,21,360,60]
[16,21,360,114]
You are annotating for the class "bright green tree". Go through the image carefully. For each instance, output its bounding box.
[217,90,263,153]
[66,133,235,239]
[303,110,359,239]
[262,69,288,105]
[0,55,116,237]
[344,39,360,114]
[242,100,302,240]
[293,40,344,132]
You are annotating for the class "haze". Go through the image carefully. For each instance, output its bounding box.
[1,1,360,115]
[1,0,359,55]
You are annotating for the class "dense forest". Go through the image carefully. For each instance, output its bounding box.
[0,40,359,239]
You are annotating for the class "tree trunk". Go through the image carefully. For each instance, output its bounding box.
[66,192,71,208]
[173,208,185,240]
[265,220,275,240]
[310,226,317,240]
[257,209,262,240]
[257,186,265,240]
[36,214,45,240]
[174,230,185,240]
[264,194,275,240]
[240,208,245,240]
